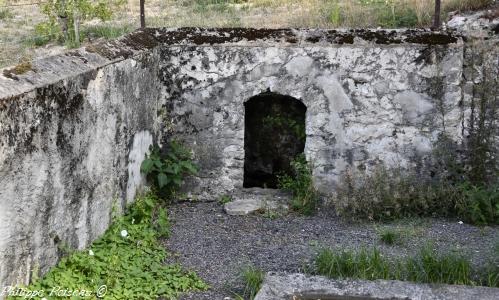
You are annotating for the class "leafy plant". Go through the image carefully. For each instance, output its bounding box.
[37,0,127,46]
[240,265,265,300]
[455,183,499,225]
[141,141,198,200]
[278,155,318,215]
[219,194,232,205]
[13,193,208,299]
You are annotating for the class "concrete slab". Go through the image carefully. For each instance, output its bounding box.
[255,273,499,300]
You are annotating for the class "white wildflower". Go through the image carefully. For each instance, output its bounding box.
[88,249,94,256]
[121,229,128,237]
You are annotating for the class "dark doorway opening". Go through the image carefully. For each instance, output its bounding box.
[243,92,307,188]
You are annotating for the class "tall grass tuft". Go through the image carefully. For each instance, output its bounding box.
[315,248,392,280]
[240,265,265,300]
[314,244,499,287]
[405,246,473,285]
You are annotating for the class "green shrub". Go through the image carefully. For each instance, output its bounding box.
[455,183,499,225]
[240,265,265,300]
[12,194,207,299]
[37,0,127,46]
[278,155,318,215]
[333,166,457,221]
[333,164,498,225]
[141,141,198,200]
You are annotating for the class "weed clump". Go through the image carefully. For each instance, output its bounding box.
[278,155,319,215]
[240,265,265,300]
[379,228,404,245]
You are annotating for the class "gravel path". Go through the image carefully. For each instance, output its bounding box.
[164,201,499,299]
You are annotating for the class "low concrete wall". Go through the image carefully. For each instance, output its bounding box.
[0,27,496,288]
[0,42,162,286]
[255,273,499,300]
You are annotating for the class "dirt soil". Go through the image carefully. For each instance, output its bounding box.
[164,201,499,299]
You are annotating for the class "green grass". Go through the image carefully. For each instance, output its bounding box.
[314,245,498,287]
[315,248,393,280]
[405,246,473,285]
[240,265,265,300]
[379,228,404,245]
[10,193,208,300]
[83,24,134,40]
[0,8,13,20]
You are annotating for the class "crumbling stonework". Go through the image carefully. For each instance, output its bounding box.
[0,27,497,288]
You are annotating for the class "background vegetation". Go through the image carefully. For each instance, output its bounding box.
[0,0,496,67]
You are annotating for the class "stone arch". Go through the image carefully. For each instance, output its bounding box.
[243,92,307,188]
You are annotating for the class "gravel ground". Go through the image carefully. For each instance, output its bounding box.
[164,201,499,299]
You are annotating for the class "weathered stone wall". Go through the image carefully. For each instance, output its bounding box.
[0,27,496,288]
[161,41,464,197]
[0,48,162,287]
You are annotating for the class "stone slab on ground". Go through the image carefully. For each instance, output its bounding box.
[255,273,499,300]
[224,188,289,216]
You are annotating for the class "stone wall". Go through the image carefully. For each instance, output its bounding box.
[0,46,162,287]
[0,27,496,288]
[160,36,464,197]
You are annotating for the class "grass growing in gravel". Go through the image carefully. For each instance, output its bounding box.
[240,265,265,300]
[314,245,499,287]
[315,248,393,281]
[379,228,404,245]
[11,193,208,300]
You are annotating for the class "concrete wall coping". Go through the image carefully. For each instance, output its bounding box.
[0,27,463,99]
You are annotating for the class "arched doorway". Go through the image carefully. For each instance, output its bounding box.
[243,92,307,188]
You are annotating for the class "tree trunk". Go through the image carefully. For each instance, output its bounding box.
[140,0,146,28]
[73,8,80,47]
[432,0,441,30]
[58,0,69,41]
